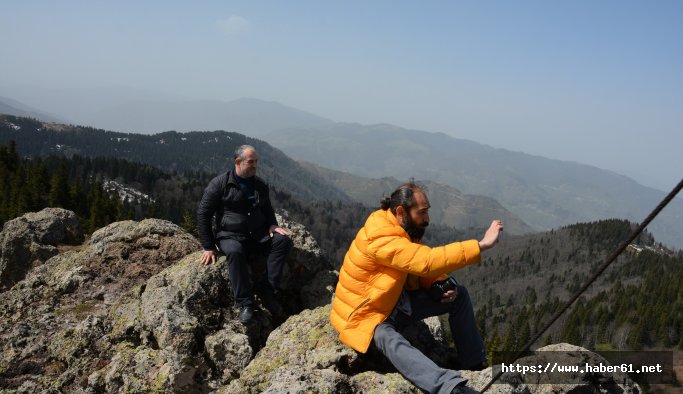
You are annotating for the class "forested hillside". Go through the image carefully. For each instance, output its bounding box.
[461,219,682,356]
[0,115,350,203]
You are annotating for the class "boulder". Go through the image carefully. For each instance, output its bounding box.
[0,217,200,392]
[222,304,456,393]
[275,211,337,309]
[0,208,82,290]
[222,304,359,393]
[97,252,280,393]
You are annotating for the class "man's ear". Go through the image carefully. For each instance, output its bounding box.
[395,205,405,222]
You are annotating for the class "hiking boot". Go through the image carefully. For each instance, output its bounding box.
[238,305,254,323]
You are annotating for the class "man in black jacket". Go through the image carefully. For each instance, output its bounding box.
[197,145,292,323]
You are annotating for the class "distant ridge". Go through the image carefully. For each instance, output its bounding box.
[0,96,66,123]
[266,122,683,249]
[83,97,334,134]
[305,161,535,236]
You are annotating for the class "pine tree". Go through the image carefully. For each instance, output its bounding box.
[48,162,70,208]
[181,208,199,237]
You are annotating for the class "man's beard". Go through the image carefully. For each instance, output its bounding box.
[402,215,428,242]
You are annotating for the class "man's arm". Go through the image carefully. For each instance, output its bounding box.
[369,220,503,276]
[197,177,222,263]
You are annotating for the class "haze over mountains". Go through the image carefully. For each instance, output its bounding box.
[0,96,65,124]
[0,95,680,249]
[305,162,534,235]
[0,114,529,240]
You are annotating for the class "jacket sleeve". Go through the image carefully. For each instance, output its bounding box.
[368,235,481,277]
[197,177,222,251]
[260,185,278,227]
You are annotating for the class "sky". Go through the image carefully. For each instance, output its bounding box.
[1,1,681,192]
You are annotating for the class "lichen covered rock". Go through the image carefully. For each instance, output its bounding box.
[0,216,200,392]
[0,208,83,290]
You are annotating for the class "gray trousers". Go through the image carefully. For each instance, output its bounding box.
[372,286,485,394]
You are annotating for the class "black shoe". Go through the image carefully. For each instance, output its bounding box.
[451,382,468,393]
[238,305,254,323]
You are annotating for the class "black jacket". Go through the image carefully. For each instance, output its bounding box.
[197,170,278,250]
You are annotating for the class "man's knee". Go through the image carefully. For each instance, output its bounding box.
[373,321,399,351]
[220,240,246,260]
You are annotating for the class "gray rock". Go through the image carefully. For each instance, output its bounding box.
[205,329,253,384]
[97,253,272,393]
[0,218,199,393]
[300,269,338,310]
[222,304,359,393]
[350,371,422,393]
[276,212,331,288]
[0,208,83,290]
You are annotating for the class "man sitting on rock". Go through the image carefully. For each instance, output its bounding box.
[330,182,503,394]
[197,145,292,324]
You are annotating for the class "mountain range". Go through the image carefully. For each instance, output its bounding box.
[0,96,680,249]
[0,114,529,239]
[304,162,534,235]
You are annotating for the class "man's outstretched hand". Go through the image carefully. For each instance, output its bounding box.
[201,250,217,265]
[478,220,503,251]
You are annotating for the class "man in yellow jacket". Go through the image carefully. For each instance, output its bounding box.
[330,182,503,394]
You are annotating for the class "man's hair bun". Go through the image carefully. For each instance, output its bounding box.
[379,180,425,214]
[380,196,392,210]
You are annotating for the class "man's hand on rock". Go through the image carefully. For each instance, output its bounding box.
[478,220,503,251]
[201,250,217,265]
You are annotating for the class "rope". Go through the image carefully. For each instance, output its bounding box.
[480,178,683,393]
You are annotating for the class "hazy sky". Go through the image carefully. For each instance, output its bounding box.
[1,1,681,191]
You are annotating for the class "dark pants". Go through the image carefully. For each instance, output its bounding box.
[373,286,486,394]
[218,233,293,307]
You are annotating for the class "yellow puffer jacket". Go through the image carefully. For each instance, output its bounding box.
[329,209,481,353]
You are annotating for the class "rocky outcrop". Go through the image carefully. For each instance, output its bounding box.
[0,207,83,290]
[225,305,641,393]
[0,215,201,392]
[0,209,338,393]
[0,209,642,393]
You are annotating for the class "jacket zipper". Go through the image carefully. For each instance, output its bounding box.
[348,298,371,320]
